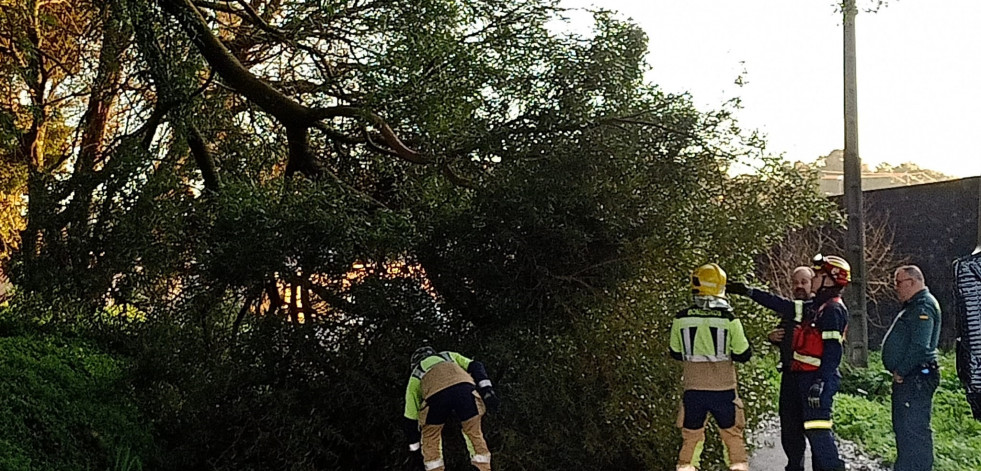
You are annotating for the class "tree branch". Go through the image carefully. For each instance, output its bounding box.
[186,125,222,193]
[440,161,474,188]
[192,0,240,15]
[229,287,260,347]
[311,121,364,145]
[159,0,308,126]
[309,106,428,163]
[159,0,431,175]
[284,126,321,178]
[600,116,691,136]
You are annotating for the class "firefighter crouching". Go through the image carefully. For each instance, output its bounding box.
[728,254,851,471]
[403,347,500,471]
[670,263,752,471]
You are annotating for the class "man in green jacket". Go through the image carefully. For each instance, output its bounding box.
[882,265,941,471]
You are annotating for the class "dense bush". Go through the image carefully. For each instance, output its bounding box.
[0,313,152,471]
[1,0,839,469]
[123,277,458,471]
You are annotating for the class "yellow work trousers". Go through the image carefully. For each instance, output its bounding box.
[419,390,491,471]
[675,392,747,470]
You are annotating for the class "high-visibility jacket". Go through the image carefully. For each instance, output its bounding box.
[670,299,752,391]
[791,297,845,372]
[401,351,491,447]
[404,351,490,422]
[747,289,848,379]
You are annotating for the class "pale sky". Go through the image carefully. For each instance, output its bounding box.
[558,0,981,178]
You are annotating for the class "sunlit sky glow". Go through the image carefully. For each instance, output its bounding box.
[558,0,981,178]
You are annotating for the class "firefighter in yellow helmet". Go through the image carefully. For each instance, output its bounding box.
[403,347,500,471]
[670,263,752,471]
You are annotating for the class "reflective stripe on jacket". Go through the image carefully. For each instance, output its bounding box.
[791,297,844,372]
[670,303,752,390]
[404,351,475,421]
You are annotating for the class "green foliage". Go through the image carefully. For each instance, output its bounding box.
[0,314,152,471]
[835,351,981,470]
[119,275,467,470]
[405,14,833,466]
[0,145,26,268]
[833,394,897,462]
[110,447,143,471]
[839,355,894,400]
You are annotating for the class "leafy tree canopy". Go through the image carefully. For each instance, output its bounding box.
[0,0,838,468]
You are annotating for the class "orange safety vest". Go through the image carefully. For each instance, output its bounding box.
[790,297,844,372]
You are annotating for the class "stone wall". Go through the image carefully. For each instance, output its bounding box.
[860,176,980,347]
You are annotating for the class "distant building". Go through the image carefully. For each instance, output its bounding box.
[816,150,951,195]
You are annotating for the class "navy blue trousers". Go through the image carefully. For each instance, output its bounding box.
[681,389,738,429]
[424,383,480,425]
[796,372,844,471]
[892,368,940,471]
[779,371,807,471]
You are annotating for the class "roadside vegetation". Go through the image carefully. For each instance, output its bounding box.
[0,311,152,471]
[0,0,931,469]
[835,351,981,471]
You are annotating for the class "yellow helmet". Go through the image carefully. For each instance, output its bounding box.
[691,263,727,297]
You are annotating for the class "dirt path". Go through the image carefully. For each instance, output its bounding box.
[748,417,888,471]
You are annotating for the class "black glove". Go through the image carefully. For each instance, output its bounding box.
[808,380,824,409]
[402,416,421,445]
[401,444,422,470]
[726,282,750,296]
[480,387,501,413]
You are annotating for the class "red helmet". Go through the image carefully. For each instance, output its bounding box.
[812,254,851,287]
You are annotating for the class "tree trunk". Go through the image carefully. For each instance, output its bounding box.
[65,3,131,259]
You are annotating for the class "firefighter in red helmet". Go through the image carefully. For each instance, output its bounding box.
[727,254,850,471]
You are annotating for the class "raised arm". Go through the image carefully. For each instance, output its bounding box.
[728,282,804,321]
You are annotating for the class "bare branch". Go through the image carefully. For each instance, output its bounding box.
[233,0,278,34]
[186,125,221,193]
[310,106,428,163]
[363,129,406,160]
[159,0,308,126]
[311,121,365,145]
[192,0,240,15]
[440,161,474,188]
[159,0,430,176]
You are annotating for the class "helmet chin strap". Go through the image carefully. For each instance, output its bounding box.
[815,276,847,304]
[814,273,834,295]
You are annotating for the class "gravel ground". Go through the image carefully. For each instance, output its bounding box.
[748,416,889,471]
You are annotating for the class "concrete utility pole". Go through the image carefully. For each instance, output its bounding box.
[843,0,869,367]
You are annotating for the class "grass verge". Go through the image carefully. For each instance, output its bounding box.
[835,351,981,470]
